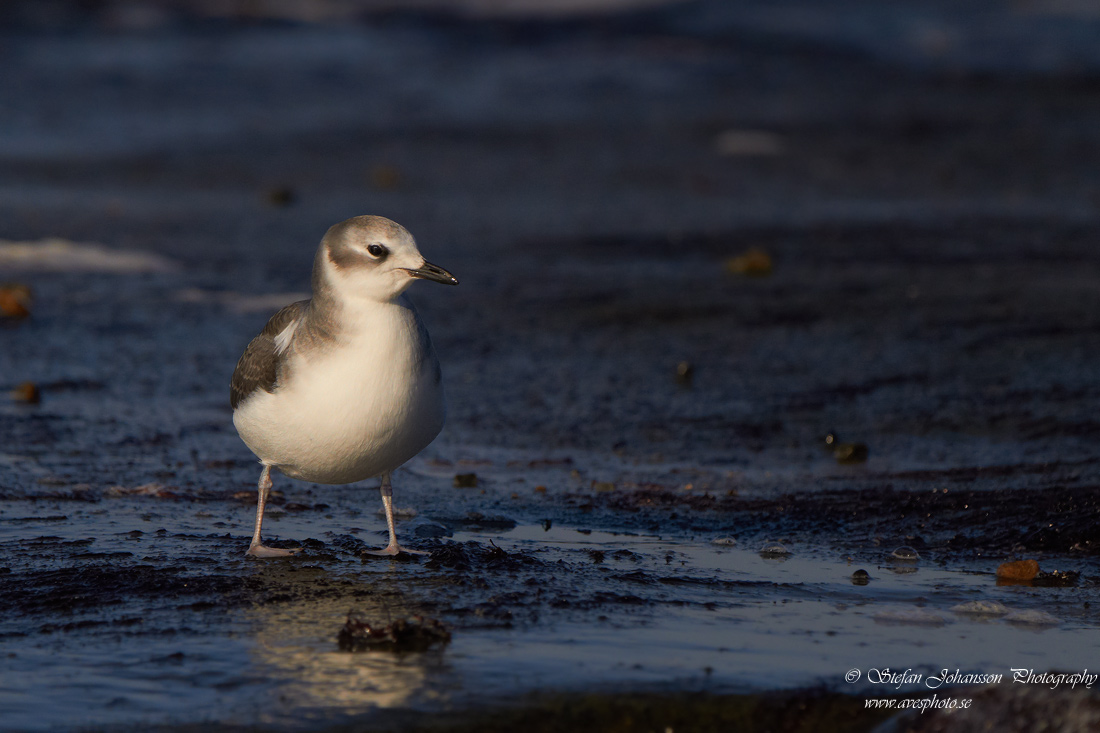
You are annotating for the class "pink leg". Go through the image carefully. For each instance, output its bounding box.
[363,472,427,556]
[246,465,300,558]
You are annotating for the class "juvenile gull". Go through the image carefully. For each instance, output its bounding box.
[230,216,458,558]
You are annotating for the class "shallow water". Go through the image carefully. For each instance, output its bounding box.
[2,501,1096,731]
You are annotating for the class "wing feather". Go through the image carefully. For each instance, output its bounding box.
[230,300,309,409]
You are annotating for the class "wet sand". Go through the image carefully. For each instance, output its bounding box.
[2,1,1100,730]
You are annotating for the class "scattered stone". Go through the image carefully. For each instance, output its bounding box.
[822,432,869,463]
[591,481,615,492]
[711,537,736,546]
[675,361,694,385]
[996,559,1040,582]
[724,248,773,277]
[337,609,451,653]
[264,185,296,207]
[834,442,869,464]
[370,164,402,190]
[0,283,32,319]
[10,382,41,404]
[851,569,870,585]
[453,473,478,488]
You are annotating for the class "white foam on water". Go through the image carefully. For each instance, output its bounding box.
[0,238,176,273]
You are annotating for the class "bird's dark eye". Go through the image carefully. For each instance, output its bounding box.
[366,243,388,258]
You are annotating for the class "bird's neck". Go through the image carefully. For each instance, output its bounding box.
[306,288,410,344]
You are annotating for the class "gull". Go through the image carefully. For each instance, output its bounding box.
[230,215,457,558]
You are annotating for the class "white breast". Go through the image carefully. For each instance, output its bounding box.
[233,300,445,484]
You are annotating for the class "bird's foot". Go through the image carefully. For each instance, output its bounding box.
[246,543,301,558]
[363,543,429,557]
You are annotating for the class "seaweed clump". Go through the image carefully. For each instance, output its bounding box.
[337,609,451,653]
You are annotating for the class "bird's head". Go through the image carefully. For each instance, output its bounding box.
[314,215,458,304]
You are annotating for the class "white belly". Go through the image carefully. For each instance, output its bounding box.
[233,306,445,484]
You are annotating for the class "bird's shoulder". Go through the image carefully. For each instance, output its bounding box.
[230,300,309,410]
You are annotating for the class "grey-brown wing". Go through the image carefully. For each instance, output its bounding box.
[230,300,309,409]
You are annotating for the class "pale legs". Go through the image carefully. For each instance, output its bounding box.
[364,472,427,556]
[246,464,300,558]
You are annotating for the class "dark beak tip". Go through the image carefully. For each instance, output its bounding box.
[407,263,459,286]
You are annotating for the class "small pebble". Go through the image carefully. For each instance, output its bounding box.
[851,569,871,585]
[724,248,773,277]
[834,443,868,464]
[453,473,478,488]
[10,382,40,404]
[265,186,296,207]
[675,361,694,385]
[0,283,32,319]
[711,537,736,546]
[996,559,1039,581]
[370,164,402,190]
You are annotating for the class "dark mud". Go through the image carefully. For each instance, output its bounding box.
[569,480,1100,558]
[3,0,1100,731]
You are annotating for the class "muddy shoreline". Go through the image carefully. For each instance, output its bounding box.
[3,1,1100,730]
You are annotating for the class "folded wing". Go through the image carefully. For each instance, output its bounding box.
[230,300,309,409]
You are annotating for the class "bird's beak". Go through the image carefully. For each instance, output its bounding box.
[404,261,459,285]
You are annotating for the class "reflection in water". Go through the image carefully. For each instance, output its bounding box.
[244,569,452,722]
